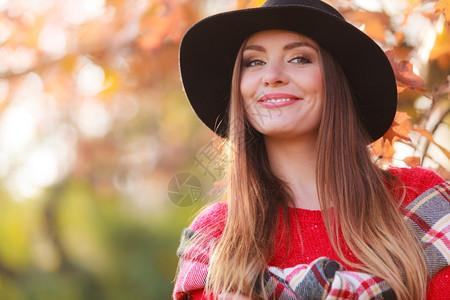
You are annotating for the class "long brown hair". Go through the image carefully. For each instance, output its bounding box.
[203,38,428,299]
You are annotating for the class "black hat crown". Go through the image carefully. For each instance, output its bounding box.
[262,0,344,19]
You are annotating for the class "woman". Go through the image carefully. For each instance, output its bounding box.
[173,0,450,299]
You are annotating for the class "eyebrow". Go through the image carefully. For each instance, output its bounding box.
[243,42,318,52]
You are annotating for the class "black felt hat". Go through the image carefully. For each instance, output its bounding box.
[179,0,397,141]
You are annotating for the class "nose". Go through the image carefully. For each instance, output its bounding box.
[263,62,289,87]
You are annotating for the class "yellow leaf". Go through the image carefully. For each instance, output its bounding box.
[237,0,265,9]
[430,26,450,71]
[100,70,121,96]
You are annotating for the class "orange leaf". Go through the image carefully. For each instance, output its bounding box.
[382,139,395,162]
[435,0,450,23]
[383,111,412,143]
[393,110,410,124]
[362,16,386,42]
[346,11,388,42]
[403,156,421,167]
[397,86,406,93]
[370,139,397,163]
[371,138,384,157]
[385,50,425,90]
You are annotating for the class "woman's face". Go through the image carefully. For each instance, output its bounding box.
[240,30,324,140]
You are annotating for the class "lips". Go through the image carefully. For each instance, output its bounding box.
[258,93,302,108]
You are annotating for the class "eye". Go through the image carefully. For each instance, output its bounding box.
[244,59,266,68]
[289,56,312,64]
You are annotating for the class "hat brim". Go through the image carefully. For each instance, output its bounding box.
[179,5,397,141]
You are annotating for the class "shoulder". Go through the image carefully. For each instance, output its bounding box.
[388,166,445,187]
[388,166,446,206]
[189,201,228,238]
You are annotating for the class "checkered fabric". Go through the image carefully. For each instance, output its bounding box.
[265,257,395,299]
[401,182,450,277]
[173,182,450,300]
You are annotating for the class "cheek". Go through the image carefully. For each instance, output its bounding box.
[239,73,252,100]
[240,70,263,100]
[302,69,324,122]
[239,74,258,127]
[304,69,323,94]
[240,76,259,116]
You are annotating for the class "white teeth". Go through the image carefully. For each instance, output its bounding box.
[264,98,295,103]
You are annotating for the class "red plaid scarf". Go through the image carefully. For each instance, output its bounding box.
[173,182,450,299]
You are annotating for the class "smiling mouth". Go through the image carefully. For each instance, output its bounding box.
[258,95,302,108]
[260,98,299,103]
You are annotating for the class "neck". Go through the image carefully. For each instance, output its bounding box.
[264,135,320,210]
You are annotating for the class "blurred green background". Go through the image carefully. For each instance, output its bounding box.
[0,0,448,299]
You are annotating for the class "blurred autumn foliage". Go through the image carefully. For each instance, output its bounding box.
[0,0,448,299]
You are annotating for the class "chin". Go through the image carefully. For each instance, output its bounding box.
[257,126,319,141]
